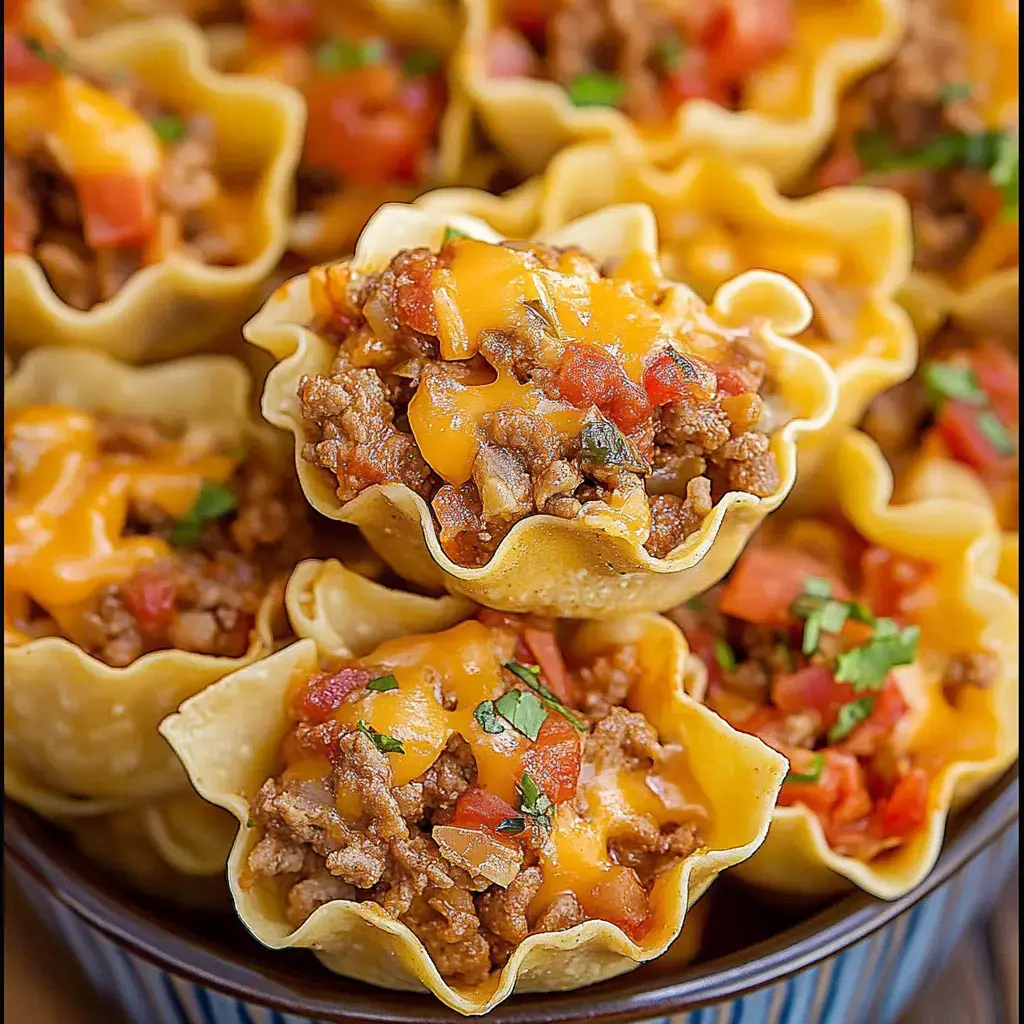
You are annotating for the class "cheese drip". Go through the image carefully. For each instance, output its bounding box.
[4,405,236,613]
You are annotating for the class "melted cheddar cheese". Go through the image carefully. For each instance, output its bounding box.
[4,75,162,180]
[285,620,708,920]
[4,405,235,614]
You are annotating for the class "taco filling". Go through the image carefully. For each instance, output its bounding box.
[814,0,1018,276]
[244,611,709,984]
[3,29,259,309]
[299,234,789,566]
[669,523,1000,862]
[4,406,311,665]
[222,0,448,259]
[863,324,1018,527]
[487,0,794,122]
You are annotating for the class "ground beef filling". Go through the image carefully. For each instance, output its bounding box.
[244,656,703,984]
[5,417,313,667]
[818,0,1015,272]
[298,242,781,567]
[4,63,245,310]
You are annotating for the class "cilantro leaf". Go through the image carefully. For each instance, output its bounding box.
[923,360,988,407]
[828,697,876,742]
[939,82,972,102]
[473,699,505,735]
[494,688,549,742]
[495,817,526,835]
[402,48,441,77]
[976,411,1016,456]
[169,481,237,547]
[356,720,405,754]
[442,225,470,243]
[656,36,684,73]
[790,579,872,656]
[23,36,69,70]
[316,37,387,73]
[149,115,186,144]
[504,662,587,732]
[834,624,920,691]
[366,674,398,693]
[579,417,649,474]
[784,753,824,784]
[685,596,705,611]
[518,771,554,831]
[990,133,1018,220]
[567,72,627,109]
[713,637,737,672]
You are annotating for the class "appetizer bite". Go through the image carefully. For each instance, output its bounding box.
[208,0,467,264]
[3,16,302,360]
[3,348,315,817]
[814,0,1018,285]
[534,143,917,478]
[247,202,837,618]
[458,0,903,181]
[668,430,1018,898]
[161,561,787,1012]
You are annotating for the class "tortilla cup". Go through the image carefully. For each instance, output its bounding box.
[161,561,787,1013]
[3,348,288,817]
[731,430,1018,900]
[246,201,838,618]
[3,17,304,363]
[534,143,916,484]
[455,0,902,183]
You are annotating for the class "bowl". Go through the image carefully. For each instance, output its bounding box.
[4,767,1018,1024]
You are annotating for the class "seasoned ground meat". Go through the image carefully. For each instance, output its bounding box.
[5,414,315,666]
[300,240,783,567]
[4,39,249,310]
[941,651,1000,705]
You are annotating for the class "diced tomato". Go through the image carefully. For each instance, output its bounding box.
[967,345,1019,425]
[522,713,582,803]
[243,0,315,45]
[554,345,652,433]
[770,665,855,729]
[642,350,717,407]
[859,545,933,620]
[702,0,794,88]
[588,869,651,941]
[486,25,538,78]
[122,569,177,628]
[816,147,863,190]
[392,247,439,335]
[659,50,730,111]
[718,546,850,626]
[73,172,156,249]
[933,399,1015,474]
[4,30,57,84]
[714,363,758,397]
[292,667,375,723]
[779,747,871,824]
[451,786,521,832]
[875,767,929,840]
[523,627,573,703]
[502,0,547,41]
[838,676,908,757]
[304,63,442,187]
[4,189,36,254]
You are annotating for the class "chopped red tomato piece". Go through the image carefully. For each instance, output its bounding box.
[642,350,717,407]
[4,189,36,254]
[838,677,908,757]
[522,713,581,803]
[243,0,315,45]
[304,64,442,187]
[779,747,871,824]
[934,399,1015,474]
[588,869,651,941]
[502,0,547,40]
[967,345,1019,424]
[4,30,58,84]
[74,172,156,249]
[122,570,177,628]
[523,627,573,704]
[554,345,652,433]
[770,665,854,729]
[659,50,730,110]
[859,546,932,620]
[702,0,793,88]
[718,546,850,626]
[875,767,929,840]
[451,786,521,832]
[816,147,863,190]
[292,667,375,723]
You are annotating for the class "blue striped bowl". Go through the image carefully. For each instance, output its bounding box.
[5,769,1018,1024]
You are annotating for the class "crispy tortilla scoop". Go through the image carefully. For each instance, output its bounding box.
[3,348,287,817]
[161,560,787,1014]
[532,144,916,489]
[455,0,903,183]
[246,202,838,618]
[3,17,304,363]
[733,430,1019,900]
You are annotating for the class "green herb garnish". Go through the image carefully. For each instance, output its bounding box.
[504,661,587,732]
[685,596,705,612]
[356,720,405,754]
[149,115,186,144]
[784,753,824,784]
[518,771,554,831]
[315,36,388,73]
[939,82,972,103]
[790,579,872,656]
[23,36,69,70]
[923,361,988,407]
[442,225,470,243]
[656,36,684,73]
[495,817,526,835]
[990,133,1018,220]
[402,48,441,77]
[494,688,549,742]
[473,699,505,734]
[976,410,1017,456]
[567,72,627,109]
[828,697,876,742]
[366,674,398,693]
[578,418,649,474]
[713,637,737,673]
[169,481,237,547]
[834,623,920,691]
